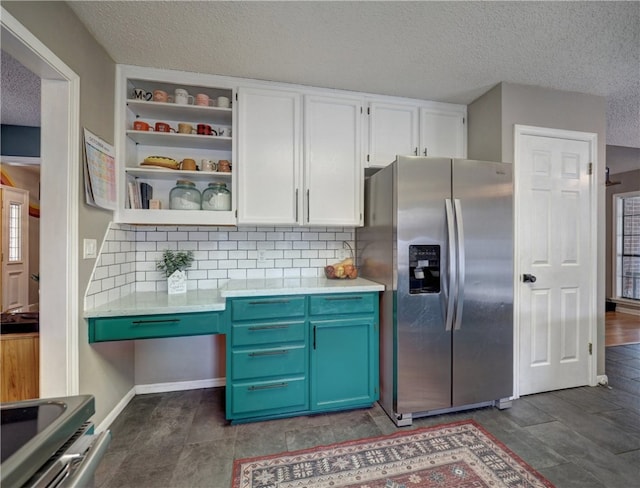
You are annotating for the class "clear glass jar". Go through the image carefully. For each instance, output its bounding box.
[201,182,231,211]
[169,180,201,210]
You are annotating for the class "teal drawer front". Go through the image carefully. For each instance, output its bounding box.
[232,320,305,347]
[89,311,222,342]
[231,345,306,380]
[231,296,305,321]
[309,293,376,316]
[231,377,307,415]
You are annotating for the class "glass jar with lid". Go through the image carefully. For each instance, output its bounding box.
[201,182,231,211]
[169,180,201,210]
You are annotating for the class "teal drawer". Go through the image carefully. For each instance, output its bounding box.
[231,345,306,380]
[231,377,307,415]
[88,311,222,342]
[231,296,305,321]
[309,293,376,316]
[232,320,305,347]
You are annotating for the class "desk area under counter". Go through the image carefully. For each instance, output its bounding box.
[84,278,384,422]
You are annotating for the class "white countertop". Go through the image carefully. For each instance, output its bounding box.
[85,277,384,318]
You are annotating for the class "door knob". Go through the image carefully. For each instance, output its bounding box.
[522,274,537,283]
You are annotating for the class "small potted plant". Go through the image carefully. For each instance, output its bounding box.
[157,249,194,294]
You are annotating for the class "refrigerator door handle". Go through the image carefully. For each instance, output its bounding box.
[453,199,466,330]
[445,198,457,331]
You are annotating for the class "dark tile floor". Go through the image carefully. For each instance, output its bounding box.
[96,344,640,488]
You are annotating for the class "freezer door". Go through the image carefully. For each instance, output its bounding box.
[451,159,513,406]
[396,156,452,413]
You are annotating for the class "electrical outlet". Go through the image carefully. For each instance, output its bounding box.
[83,238,97,259]
[257,249,266,263]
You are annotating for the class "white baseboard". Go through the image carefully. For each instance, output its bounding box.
[96,386,136,434]
[98,378,226,431]
[135,377,226,395]
[616,306,640,316]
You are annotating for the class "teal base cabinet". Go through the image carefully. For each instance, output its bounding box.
[88,310,224,343]
[226,292,379,422]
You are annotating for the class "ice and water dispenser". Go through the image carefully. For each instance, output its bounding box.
[409,245,440,294]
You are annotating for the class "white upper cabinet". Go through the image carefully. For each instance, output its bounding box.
[304,94,364,227]
[419,108,466,159]
[366,100,466,168]
[236,87,301,225]
[114,65,236,226]
[368,102,419,167]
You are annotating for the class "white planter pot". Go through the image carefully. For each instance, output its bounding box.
[167,270,187,294]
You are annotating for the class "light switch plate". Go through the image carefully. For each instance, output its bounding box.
[83,238,97,259]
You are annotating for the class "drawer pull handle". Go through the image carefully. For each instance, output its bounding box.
[131,319,180,326]
[248,300,291,305]
[324,296,363,301]
[249,350,288,357]
[248,382,288,391]
[247,324,289,331]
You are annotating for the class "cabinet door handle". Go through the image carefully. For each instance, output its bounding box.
[132,319,180,326]
[248,350,288,357]
[313,325,317,350]
[248,382,288,391]
[423,148,428,156]
[414,147,418,156]
[247,324,289,331]
[248,300,290,305]
[324,296,363,301]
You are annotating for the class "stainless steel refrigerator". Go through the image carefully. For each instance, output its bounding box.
[356,156,513,426]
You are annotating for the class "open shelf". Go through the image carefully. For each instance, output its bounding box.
[126,99,232,125]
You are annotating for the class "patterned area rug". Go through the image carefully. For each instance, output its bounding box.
[232,420,554,488]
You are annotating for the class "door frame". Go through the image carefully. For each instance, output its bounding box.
[513,124,598,398]
[1,8,80,396]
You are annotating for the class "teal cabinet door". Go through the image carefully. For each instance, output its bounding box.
[310,316,377,411]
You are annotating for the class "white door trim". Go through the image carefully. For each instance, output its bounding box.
[1,8,80,396]
[513,124,598,398]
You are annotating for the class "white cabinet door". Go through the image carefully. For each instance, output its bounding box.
[368,102,419,168]
[304,95,363,226]
[419,108,466,158]
[237,87,302,225]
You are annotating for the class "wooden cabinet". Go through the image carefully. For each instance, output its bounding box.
[236,87,302,225]
[88,311,224,343]
[115,65,236,225]
[304,94,364,226]
[226,296,309,420]
[1,333,39,402]
[309,294,378,411]
[368,102,419,167]
[237,88,363,226]
[366,100,466,168]
[419,107,466,159]
[226,292,379,422]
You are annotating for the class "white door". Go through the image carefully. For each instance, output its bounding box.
[304,94,363,226]
[419,108,465,158]
[237,87,302,225]
[1,186,30,311]
[368,102,419,167]
[516,128,595,396]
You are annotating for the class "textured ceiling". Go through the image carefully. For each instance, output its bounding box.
[4,2,639,149]
[1,50,40,126]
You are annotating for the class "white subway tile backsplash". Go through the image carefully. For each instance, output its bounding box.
[85,224,355,302]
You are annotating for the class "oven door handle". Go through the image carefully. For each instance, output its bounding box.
[62,430,111,488]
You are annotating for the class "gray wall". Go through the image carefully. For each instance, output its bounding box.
[605,146,640,303]
[3,1,135,424]
[468,82,608,376]
[1,124,40,156]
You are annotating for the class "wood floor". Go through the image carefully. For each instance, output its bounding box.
[605,310,640,346]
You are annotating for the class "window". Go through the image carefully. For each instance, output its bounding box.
[614,192,640,300]
[8,202,23,262]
